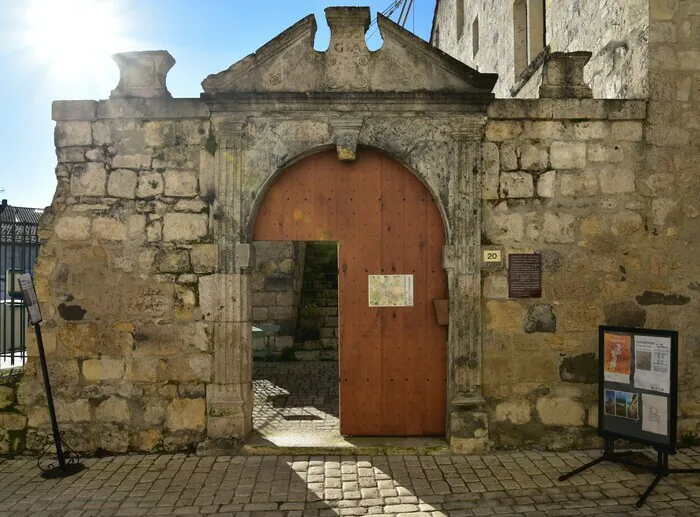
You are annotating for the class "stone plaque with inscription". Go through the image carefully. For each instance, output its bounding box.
[508,254,542,298]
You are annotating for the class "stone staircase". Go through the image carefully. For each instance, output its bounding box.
[294,242,338,361]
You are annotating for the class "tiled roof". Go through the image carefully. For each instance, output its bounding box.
[0,201,42,243]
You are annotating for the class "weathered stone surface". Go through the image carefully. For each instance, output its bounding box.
[95,397,131,424]
[82,358,125,382]
[107,169,138,198]
[604,300,647,327]
[55,216,91,240]
[164,170,198,197]
[166,398,205,432]
[550,142,586,169]
[55,121,92,147]
[112,154,151,170]
[58,323,99,357]
[486,301,523,332]
[500,172,534,198]
[542,213,575,243]
[536,397,585,426]
[52,100,98,121]
[610,211,643,236]
[163,214,208,242]
[137,173,164,198]
[155,249,191,273]
[636,291,691,305]
[92,218,128,241]
[494,400,532,425]
[536,170,556,198]
[524,304,556,333]
[598,167,636,194]
[560,353,597,383]
[70,162,107,196]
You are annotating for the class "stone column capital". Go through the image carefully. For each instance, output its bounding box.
[330,117,364,162]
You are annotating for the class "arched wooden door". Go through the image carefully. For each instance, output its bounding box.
[253,148,447,436]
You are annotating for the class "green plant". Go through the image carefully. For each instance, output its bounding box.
[679,431,700,448]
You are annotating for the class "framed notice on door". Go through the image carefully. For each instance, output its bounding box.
[368,275,413,307]
[598,325,678,452]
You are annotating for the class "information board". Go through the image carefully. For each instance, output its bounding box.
[16,274,42,325]
[508,254,542,298]
[598,325,678,452]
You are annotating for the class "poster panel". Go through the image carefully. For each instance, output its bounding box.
[598,326,678,451]
[368,275,413,307]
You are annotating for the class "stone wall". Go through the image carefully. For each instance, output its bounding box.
[251,241,305,354]
[482,94,700,447]
[433,0,649,99]
[0,370,27,454]
[22,98,215,453]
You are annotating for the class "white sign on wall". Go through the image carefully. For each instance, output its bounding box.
[368,275,413,307]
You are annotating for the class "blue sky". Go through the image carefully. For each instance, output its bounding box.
[0,0,435,209]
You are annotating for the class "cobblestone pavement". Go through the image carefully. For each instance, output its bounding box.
[0,448,699,516]
[253,362,339,436]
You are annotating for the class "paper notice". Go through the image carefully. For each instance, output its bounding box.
[634,335,671,394]
[604,332,632,384]
[16,274,42,325]
[642,393,668,436]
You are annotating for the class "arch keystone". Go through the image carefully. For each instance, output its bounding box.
[330,117,364,161]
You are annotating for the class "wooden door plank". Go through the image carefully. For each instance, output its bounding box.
[292,159,314,241]
[313,152,338,241]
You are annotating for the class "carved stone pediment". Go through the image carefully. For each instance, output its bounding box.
[201,7,497,95]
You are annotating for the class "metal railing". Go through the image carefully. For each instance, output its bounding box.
[1,221,40,367]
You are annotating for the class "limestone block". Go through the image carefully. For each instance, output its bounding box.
[70,162,107,196]
[598,168,635,194]
[557,171,598,197]
[550,142,586,170]
[637,173,675,197]
[483,276,508,300]
[99,330,134,357]
[85,148,104,162]
[611,211,643,236]
[520,145,549,171]
[611,122,643,141]
[55,121,92,147]
[156,249,191,273]
[652,198,677,225]
[132,429,163,451]
[46,360,80,386]
[651,0,678,20]
[0,387,15,410]
[107,169,138,198]
[165,354,212,382]
[95,397,131,424]
[536,397,585,426]
[57,147,87,163]
[125,357,162,383]
[557,302,604,332]
[542,213,575,243]
[494,400,532,425]
[588,143,625,163]
[0,413,27,432]
[275,292,295,306]
[136,173,164,198]
[573,121,610,140]
[522,121,567,140]
[82,358,125,382]
[146,221,162,242]
[537,171,555,198]
[52,100,97,121]
[524,304,556,333]
[92,121,111,145]
[166,398,205,432]
[164,170,198,197]
[499,142,518,171]
[112,154,151,170]
[500,172,534,198]
[252,307,268,320]
[163,213,208,242]
[485,300,523,332]
[92,218,128,241]
[191,244,219,272]
[174,200,207,212]
[55,216,91,240]
[484,209,524,242]
[580,216,603,237]
[481,142,500,200]
[485,121,522,141]
[54,398,90,423]
[58,323,98,357]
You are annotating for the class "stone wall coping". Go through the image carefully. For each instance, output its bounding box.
[487,99,647,120]
[54,98,210,121]
[203,91,493,113]
[97,98,210,120]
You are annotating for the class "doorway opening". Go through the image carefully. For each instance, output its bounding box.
[251,240,340,444]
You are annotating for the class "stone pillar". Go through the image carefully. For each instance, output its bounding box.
[205,118,255,441]
[445,121,489,452]
[539,51,593,99]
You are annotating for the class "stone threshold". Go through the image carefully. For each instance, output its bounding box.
[240,430,449,456]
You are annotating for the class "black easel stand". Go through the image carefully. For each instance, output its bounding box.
[558,438,700,508]
[33,323,85,479]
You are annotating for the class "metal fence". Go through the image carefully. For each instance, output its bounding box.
[0,202,41,368]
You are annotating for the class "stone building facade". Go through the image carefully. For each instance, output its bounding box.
[8,3,700,454]
[431,0,649,99]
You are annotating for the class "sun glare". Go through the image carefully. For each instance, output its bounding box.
[20,0,135,91]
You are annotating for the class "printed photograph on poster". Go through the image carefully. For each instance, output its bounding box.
[642,393,668,436]
[604,332,632,384]
[605,389,638,420]
[634,335,671,394]
[605,390,615,416]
